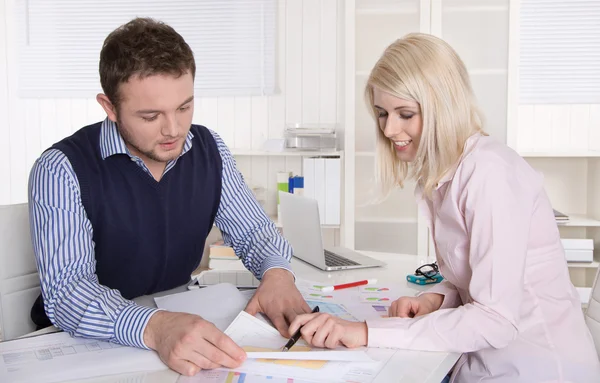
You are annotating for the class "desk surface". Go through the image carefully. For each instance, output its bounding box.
[19,251,460,383]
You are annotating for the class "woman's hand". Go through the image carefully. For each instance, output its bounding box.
[288,313,368,349]
[389,293,444,318]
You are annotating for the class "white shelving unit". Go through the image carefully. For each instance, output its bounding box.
[342,0,427,260]
[342,0,510,262]
[212,149,344,249]
[519,152,600,158]
[559,215,600,228]
[230,149,343,157]
[506,0,600,301]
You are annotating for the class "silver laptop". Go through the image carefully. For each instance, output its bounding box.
[279,192,385,271]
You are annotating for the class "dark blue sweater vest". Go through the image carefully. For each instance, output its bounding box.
[31,122,222,328]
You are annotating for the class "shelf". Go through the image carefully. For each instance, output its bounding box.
[558,214,600,227]
[468,69,507,76]
[355,1,418,16]
[356,151,375,157]
[273,217,340,229]
[230,149,343,157]
[568,261,599,269]
[355,8,417,15]
[519,151,600,158]
[357,69,507,77]
[443,5,509,13]
[356,217,417,224]
[212,216,340,230]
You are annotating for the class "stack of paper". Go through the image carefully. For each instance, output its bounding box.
[217,311,383,383]
[209,240,237,259]
[554,209,570,224]
[193,270,260,289]
[154,283,251,331]
[0,332,167,383]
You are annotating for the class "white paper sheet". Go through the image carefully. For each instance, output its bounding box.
[0,331,167,383]
[220,312,382,383]
[178,369,316,383]
[154,283,251,331]
[226,311,370,362]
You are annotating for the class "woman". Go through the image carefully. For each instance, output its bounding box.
[288,34,600,383]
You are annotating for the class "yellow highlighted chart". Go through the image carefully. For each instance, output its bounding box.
[242,346,327,369]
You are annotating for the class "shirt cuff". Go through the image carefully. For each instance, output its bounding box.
[366,318,411,349]
[416,283,462,310]
[114,304,160,349]
[259,255,295,280]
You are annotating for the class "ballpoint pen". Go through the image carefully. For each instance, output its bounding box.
[281,306,320,352]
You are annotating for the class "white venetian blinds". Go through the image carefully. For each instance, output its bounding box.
[15,0,276,98]
[519,0,600,104]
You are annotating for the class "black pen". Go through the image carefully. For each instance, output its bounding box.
[282,306,320,352]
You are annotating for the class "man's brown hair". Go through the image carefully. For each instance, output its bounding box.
[99,17,196,107]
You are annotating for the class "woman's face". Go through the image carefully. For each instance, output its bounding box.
[373,87,423,162]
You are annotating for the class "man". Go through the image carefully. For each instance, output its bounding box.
[28,17,310,376]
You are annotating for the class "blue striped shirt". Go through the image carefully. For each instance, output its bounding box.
[28,119,293,349]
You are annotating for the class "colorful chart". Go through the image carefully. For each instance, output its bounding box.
[371,305,389,318]
[361,287,390,292]
[242,346,326,369]
[362,297,390,302]
[305,300,358,321]
[306,293,334,299]
[222,371,296,383]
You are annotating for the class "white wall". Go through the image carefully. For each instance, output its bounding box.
[0,0,340,219]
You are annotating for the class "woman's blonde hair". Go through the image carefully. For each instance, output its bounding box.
[365,33,486,199]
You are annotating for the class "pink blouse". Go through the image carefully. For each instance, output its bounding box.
[366,134,600,383]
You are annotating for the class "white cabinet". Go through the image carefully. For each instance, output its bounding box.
[341,0,510,263]
[342,0,428,261]
[438,0,510,143]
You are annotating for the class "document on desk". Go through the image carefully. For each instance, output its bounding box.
[218,311,385,383]
[178,370,317,383]
[0,331,167,383]
[154,283,251,331]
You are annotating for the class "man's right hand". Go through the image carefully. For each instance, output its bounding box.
[143,311,246,376]
[388,293,444,318]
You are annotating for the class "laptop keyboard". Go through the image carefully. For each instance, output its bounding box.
[324,250,360,267]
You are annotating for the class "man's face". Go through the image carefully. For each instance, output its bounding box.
[110,72,194,164]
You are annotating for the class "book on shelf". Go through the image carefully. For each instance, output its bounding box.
[208,239,245,270]
[209,239,237,260]
[554,209,569,224]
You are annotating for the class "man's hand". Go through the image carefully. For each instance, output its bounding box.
[244,268,311,337]
[144,311,246,376]
[388,293,444,318]
[288,313,368,349]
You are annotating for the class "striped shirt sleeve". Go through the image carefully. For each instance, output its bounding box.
[210,131,294,279]
[28,149,158,349]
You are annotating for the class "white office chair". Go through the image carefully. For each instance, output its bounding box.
[0,203,40,340]
[585,267,600,358]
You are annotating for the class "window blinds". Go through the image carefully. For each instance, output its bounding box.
[15,0,276,98]
[519,0,600,104]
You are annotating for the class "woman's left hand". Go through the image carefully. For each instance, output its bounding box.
[287,313,368,349]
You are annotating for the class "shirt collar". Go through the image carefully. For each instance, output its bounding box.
[99,118,195,160]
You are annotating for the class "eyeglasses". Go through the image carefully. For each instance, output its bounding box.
[415,262,440,280]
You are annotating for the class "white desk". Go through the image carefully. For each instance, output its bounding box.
[16,251,460,383]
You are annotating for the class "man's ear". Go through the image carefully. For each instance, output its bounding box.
[96,94,118,122]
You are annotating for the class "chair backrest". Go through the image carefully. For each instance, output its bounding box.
[0,203,40,340]
[585,267,600,358]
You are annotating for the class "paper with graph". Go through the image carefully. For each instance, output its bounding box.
[220,312,383,382]
[225,311,371,362]
[178,370,317,383]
